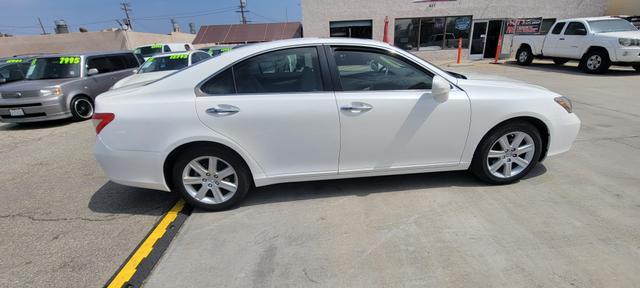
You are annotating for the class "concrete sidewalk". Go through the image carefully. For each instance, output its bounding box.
[145,62,640,288]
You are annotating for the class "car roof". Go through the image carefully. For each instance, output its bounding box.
[558,16,619,22]
[218,37,393,55]
[32,51,135,58]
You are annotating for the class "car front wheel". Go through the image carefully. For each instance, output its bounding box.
[471,122,542,184]
[171,146,251,211]
[70,96,94,121]
[580,50,610,74]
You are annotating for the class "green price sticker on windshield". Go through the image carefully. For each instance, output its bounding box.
[59,57,80,64]
[169,54,188,60]
[220,48,232,52]
[151,44,163,49]
[5,59,24,63]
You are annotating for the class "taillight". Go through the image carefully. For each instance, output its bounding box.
[92,113,115,134]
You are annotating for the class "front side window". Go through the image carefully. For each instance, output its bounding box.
[551,22,566,34]
[233,47,323,93]
[564,22,587,35]
[332,48,433,91]
[26,57,80,80]
[87,56,125,74]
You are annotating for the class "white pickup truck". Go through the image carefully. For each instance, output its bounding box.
[512,17,640,74]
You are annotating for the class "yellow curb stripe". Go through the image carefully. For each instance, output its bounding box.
[107,199,185,288]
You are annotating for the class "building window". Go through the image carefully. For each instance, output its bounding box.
[330,20,373,39]
[395,16,472,51]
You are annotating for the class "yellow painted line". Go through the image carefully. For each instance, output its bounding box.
[107,200,186,288]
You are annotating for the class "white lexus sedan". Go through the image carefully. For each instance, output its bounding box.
[93,38,580,211]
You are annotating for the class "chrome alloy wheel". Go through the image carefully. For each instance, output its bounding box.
[74,98,94,119]
[586,54,602,71]
[182,156,238,204]
[486,131,535,178]
[518,50,529,63]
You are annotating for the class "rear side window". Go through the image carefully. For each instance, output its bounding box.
[551,22,566,34]
[123,54,140,68]
[233,47,323,93]
[332,48,433,91]
[201,68,235,95]
[164,45,171,52]
[564,22,587,35]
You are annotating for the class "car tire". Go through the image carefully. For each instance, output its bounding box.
[516,46,534,66]
[171,146,251,211]
[470,121,542,185]
[580,50,611,74]
[553,59,569,65]
[632,64,640,72]
[70,96,94,121]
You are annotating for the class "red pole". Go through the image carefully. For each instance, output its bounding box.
[493,34,503,64]
[382,16,390,44]
[456,37,462,64]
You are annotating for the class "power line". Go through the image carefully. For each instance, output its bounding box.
[250,11,280,23]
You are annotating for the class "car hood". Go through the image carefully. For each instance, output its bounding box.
[456,73,552,94]
[0,78,77,92]
[595,31,640,38]
[112,71,174,89]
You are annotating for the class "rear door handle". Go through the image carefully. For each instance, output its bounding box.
[559,38,565,40]
[340,102,373,113]
[206,104,240,116]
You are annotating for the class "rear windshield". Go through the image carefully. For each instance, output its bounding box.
[136,45,163,58]
[588,19,637,33]
[138,55,188,73]
[26,57,81,80]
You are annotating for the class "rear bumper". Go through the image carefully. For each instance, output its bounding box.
[0,95,70,123]
[94,136,170,192]
[547,113,581,157]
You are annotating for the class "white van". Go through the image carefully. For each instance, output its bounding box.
[134,43,194,60]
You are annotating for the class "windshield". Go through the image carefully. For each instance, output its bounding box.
[588,19,638,33]
[138,55,188,73]
[26,57,81,80]
[136,45,163,58]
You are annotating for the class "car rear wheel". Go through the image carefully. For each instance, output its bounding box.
[470,122,542,184]
[553,59,569,65]
[580,50,610,74]
[516,46,534,66]
[70,96,94,121]
[171,146,251,211]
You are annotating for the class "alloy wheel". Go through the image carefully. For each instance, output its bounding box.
[74,98,94,119]
[518,50,529,63]
[586,55,602,71]
[182,156,238,204]
[486,131,535,178]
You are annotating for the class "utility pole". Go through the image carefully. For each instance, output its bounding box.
[37,17,47,35]
[120,2,133,30]
[237,0,249,24]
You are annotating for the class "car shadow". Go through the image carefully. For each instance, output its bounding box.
[88,181,177,216]
[240,164,547,208]
[0,119,73,131]
[503,60,638,77]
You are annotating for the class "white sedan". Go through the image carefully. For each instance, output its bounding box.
[93,38,580,211]
[111,50,211,89]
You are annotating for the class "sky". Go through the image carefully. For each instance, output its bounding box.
[0,0,301,35]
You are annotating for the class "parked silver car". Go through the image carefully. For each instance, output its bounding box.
[0,51,140,123]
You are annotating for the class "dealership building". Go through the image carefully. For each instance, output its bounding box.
[301,0,613,60]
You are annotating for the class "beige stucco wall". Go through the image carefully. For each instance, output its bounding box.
[302,0,608,60]
[0,31,195,57]
[607,0,640,15]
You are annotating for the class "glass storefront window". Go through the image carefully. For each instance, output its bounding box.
[394,18,419,50]
[394,15,472,51]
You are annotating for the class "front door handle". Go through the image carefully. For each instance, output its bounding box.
[206,104,240,116]
[340,102,373,113]
[559,38,565,40]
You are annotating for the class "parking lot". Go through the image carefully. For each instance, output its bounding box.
[1,60,639,287]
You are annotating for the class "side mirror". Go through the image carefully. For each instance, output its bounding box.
[87,68,99,76]
[576,28,587,35]
[0,77,6,84]
[432,75,450,102]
